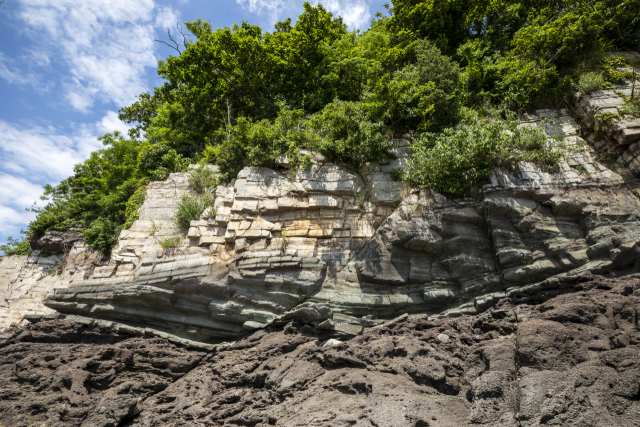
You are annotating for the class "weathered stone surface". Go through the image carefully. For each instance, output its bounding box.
[1,272,639,427]
[28,229,85,254]
[2,70,640,346]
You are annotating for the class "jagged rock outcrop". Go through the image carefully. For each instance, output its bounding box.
[1,68,640,345]
[0,55,640,427]
[28,229,85,254]
[0,271,638,426]
[29,106,640,342]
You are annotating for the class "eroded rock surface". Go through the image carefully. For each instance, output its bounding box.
[0,102,638,342]
[1,271,638,427]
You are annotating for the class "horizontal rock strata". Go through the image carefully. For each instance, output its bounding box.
[2,76,640,343]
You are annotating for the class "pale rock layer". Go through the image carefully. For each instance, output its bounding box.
[2,79,640,343]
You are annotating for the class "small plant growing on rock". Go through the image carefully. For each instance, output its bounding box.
[174,166,218,228]
[575,72,607,94]
[279,231,288,254]
[149,220,161,236]
[353,189,368,210]
[159,235,183,249]
[575,165,590,176]
[188,165,219,194]
[174,195,214,229]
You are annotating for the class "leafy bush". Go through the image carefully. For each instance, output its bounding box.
[402,109,564,196]
[208,105,311,181]
[138,142,190,182]
[309,100,393,166]
[188,165,218,194]
[82,217,122,257]
[0,236,32,257]
[373,39,461,133]
[174,195,215,229]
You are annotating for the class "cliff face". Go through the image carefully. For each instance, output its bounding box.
[1,69,640,427]
[2,77,640,343]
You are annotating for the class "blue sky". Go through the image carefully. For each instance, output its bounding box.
[0,0,388,249]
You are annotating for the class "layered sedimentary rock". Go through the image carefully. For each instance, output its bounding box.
[0,242,103,328]
[29,106,640,342]
[1,271,638,427]
[1,57,640,427]
[2,70,640,344]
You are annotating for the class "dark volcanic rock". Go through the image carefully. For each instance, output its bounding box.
[0,321,206,427]
[28,229,85,254]
[1,272,639,427]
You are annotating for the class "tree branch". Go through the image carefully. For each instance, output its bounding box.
[155,27,182,54]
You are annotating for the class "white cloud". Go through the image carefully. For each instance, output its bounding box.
[0,53,41,87]
[236,0,286,13]
[25,49,51,67]
[14,0,178,112]
[155,6,180,30]
[0,120,102,183]
[0,174,44,212]
[321,0,371,29]
[98,111,133,135]
[235,0,373,29]
[0,205,36,237]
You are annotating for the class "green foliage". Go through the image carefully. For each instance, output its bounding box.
[82,217,122,257]
[309,100,392,166]
[123,184,148,230]
[138,141,189,181]
[118,91,162,140]
[575,72,607,94]
[575,165,590,176]
[207,105,313,181]
[0,236,32,257]
[372,39,460,132]
[595,111,622,128]
[188,165,218,194]
[158,235,183,250]
[622,95,640,116]
[174,194,215,229]
[403,109,564,195]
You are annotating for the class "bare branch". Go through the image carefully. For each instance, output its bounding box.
[155,28,181,54]
[177,23,189,50]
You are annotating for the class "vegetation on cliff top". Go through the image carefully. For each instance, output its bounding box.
[8,0,639,257]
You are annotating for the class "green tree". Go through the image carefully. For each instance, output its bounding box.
[28,132,143,256]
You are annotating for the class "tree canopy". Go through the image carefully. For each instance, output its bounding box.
[9,0,639,257]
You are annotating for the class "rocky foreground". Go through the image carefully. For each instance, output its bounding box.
[1,270,638,427]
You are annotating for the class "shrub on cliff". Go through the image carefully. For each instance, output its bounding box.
[402,109,564,195]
